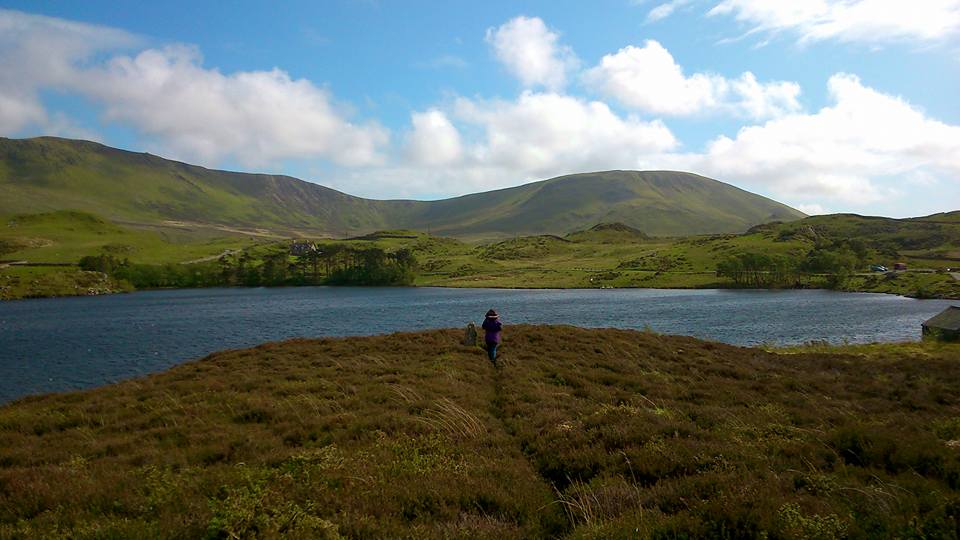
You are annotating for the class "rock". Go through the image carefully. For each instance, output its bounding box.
[463,322,478,346]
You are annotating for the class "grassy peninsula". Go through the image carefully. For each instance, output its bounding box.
[1,326,959,538]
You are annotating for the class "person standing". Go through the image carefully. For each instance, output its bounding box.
[481,309,502,364]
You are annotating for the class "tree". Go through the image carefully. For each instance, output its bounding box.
[716,252,799,288]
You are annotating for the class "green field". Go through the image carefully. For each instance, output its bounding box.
[2,326,959,538]
[3,209,960,300]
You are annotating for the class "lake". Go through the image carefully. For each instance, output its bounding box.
[0,287,954,403]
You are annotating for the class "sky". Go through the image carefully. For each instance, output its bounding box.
[1,1,958,218]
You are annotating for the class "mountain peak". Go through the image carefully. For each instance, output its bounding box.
[0,136,806,238]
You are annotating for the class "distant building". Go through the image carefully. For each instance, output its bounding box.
[894,262,908,271]
[290,241,318,256]
[922,306,960,341]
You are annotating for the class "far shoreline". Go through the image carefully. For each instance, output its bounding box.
[3,281,957,303]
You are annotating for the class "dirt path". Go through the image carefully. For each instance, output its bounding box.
[179,249,242,265]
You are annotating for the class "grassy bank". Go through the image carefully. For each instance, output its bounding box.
[0,266,132,300]
[2,326,959,538]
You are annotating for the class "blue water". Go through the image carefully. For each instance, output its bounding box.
[0,287,954,403]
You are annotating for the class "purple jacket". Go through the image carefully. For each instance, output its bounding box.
[482,317,502,344]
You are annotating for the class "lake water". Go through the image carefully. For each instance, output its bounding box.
[0,287,954,403]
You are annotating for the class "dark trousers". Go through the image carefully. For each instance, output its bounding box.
[486,342,498,361]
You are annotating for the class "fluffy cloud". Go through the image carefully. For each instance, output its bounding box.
[79,46,388,167]
[709,0,960,44]
[0,10,387,167]
[340,92,679,198]
[4,8,959,216]
[688,73,960,203]
[342,91,678,197]
[406,109,462,166]
[453,92,677,177]
[0,9,137,134]
[584,40,801,119]
[485,16,579,90]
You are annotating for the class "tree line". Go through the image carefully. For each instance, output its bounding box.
[79,244,417,290]
[716,238,874,289]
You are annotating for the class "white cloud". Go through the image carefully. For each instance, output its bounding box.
[453,92,677,178]
[485,16,579,90]
[0,9,387,167]
[4,7,959,218]
[646,0,693,22]
[796,203,825,215]
[79,45,388,167]
[335,91,678,197]
[584,40,801,119]
[709,0,960,45]
[406,109,462,166]
[339,92,679,198]
[0,92,45,134]
[685,73,960,204]
[0,9,137,134]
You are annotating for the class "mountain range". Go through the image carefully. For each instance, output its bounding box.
[0,137,805,238]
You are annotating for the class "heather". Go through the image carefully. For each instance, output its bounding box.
[1,326,959,538]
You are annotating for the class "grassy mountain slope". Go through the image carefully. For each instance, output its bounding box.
[419,170,805,237]
[1,327,958,537]
[0,210,260,264]
[565,222,650,243]
[0,137,406,236]
[759,213,960,265]
[0,137,804,238]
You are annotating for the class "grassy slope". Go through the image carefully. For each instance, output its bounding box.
[412,170,805,237]
[0,210,266,300]
[0,137,402,236]
[1,326,958,538]
[393,215,960,297]
[3,208,960,300]
[0,137,804,238]
[0,210,261,265]
[0,266,132,300]
[779,212,960,264]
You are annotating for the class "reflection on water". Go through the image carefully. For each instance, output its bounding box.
[0,287,953,402]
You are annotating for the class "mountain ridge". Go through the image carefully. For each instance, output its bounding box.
[0,136,806,238]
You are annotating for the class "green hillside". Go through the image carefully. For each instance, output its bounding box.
[0,137,404,237]
[565,222,650,243]
[0,210,260,264]
[421,170,805,238]
[2,327,959,537]
[757,213,960,267]
[0,137,805,238]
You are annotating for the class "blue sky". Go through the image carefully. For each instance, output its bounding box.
[1,0,958,217]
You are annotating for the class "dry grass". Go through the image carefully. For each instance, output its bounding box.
[1,325,959,538]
